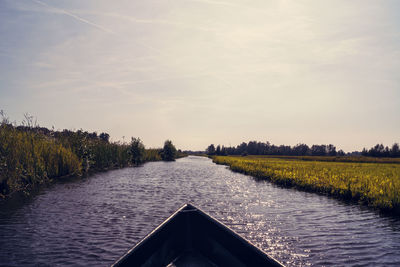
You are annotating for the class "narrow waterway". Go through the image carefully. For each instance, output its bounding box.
[0,156,399,266]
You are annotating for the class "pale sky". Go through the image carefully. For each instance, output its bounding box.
[0,0,399,151]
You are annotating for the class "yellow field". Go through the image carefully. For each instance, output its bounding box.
[213,156,400,213]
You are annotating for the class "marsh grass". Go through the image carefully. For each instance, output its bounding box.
[0,123,81,196]
[213,156,400,214]
[0,122,177,197]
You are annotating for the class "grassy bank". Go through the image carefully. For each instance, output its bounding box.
[0,124,82,196]
[213,156,400,214]
[242,155,400,164]
[0,119,183,197]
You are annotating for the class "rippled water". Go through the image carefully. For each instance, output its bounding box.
[1,156,400,266]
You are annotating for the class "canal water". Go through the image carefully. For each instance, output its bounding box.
[0,156,399,266]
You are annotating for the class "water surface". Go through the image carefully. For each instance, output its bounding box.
[1,156,399,266]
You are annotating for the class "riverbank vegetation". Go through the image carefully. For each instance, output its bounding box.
[213,156,400,214]
[206,141,400,158]
[241,155,400,164]
[0,112,184,198]
[160,140,177,161]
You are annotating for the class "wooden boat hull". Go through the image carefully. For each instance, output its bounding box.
[112,204,284,267]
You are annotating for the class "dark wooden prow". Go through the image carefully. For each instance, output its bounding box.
[112,203,284,267]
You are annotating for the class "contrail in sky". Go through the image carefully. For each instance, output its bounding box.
[32,0,115,34]
[29,0,238,86]
[31,0,166,55]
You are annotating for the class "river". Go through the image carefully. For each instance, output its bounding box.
[0,156,399,266]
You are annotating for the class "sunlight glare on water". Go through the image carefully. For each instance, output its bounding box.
[0,156,400,266]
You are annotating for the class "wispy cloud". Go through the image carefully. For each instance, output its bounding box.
[183,0,241,8]
[30,0,167,56]
[1,0,398,149]
[31,0,115,34]
[182,0,273,16]
[74,11,217,33]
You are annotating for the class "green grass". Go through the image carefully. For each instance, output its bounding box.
[0,124,82,196]
[0,122,181,197]
[213,155,400,214]
[239,155,400,164]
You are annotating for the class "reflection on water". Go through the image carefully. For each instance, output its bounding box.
[0,156,400,266]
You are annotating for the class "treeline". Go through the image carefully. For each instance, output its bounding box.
[206,141,400,158]
[361,143,400,158]
[206,141,345,157]
[0,112,183,197]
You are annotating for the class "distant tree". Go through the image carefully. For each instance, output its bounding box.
[311,145,327,156]
[237,142,247,155]
[369,144,385,157]
[203,140,371,157]
[361,148,368,156]
[384,146,390,157]
[206,144,216,155]
[293,143,310,156]
[216,145,221,155]
[247,141,258,155]
[391,143,400,157]
[161,140,177,161]
[359,143,400,158]
[130,137,145,166]
[337,149,345,156]
[327,144,337,156]
[279,145,291,155]
[221,146,228,156]
[99,132,110,143]
[88,132,98,140]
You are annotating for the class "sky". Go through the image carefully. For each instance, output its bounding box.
[0,0,399,151]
